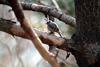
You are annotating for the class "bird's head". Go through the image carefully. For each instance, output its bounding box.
[44,18,51,24]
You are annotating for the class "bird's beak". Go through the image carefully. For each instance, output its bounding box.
[44,18,48,22]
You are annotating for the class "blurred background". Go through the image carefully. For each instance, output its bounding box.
[0,0,77,67]
[22,0,75,38]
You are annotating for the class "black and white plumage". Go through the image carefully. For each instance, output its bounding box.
[45,19,62,37]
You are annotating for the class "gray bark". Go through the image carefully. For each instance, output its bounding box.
[71,0,100,67]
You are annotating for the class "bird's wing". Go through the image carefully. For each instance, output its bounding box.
[49,22,59,32]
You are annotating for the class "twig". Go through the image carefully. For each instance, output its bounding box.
[7,0,60,67]
[0,18,72,48]
[0,0,76,27]
[51,0,61,11]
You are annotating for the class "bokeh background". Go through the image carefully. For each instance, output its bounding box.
[0,0,77,67]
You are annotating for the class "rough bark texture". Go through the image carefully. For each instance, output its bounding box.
[0,0,76,27]
[0,18,71,49]
[71,0,100,67]
[7,0,60,67]
[1,0,100,67]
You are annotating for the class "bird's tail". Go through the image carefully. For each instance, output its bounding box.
[58,31,63,37]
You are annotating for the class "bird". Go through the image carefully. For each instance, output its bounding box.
[45,18,62,37]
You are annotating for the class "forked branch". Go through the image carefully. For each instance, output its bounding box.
[7,0,60,67]
[0,0,76,27]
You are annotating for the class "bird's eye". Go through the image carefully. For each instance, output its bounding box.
[8,9,12,12]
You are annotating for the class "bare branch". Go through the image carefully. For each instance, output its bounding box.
[0,19,71,50]
[0,0,76,27]
[7,0,60,67]
[11,25,66,46]
[23,3,76,27]
[51,0,61,11]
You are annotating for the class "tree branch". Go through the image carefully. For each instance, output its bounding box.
[7,0,60,67]
[0,0,76,27]
[11,25,72,51]
[51,0,61,11]
[0,18,71,50]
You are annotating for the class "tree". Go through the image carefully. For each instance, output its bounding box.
[71,0,100,67]
[0,0,100,67]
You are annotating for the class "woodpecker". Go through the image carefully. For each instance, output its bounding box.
[45,18,62,37]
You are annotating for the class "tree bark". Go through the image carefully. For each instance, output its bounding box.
[0,18,72,50]
[1,0,100,67]
[71,0,100,67]
[0,0,76,27]
[7,0,60,67]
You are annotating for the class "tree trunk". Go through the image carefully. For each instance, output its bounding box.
[71,0,100,67]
